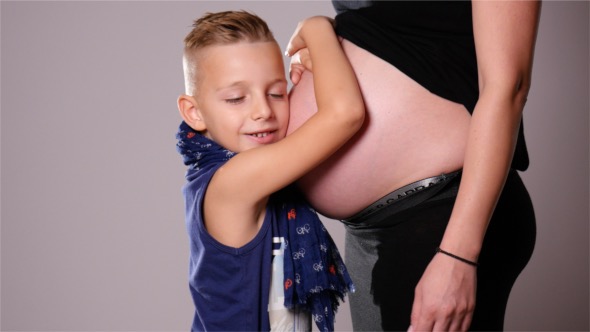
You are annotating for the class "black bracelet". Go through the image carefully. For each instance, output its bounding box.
[435,247,479,267]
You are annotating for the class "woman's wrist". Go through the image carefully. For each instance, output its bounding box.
[436,247,479,267]
[439,231,482,263]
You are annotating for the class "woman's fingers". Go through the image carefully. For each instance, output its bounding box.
[410,254,477,331]
[412,304,469,332]
[411,294,474,331]
[460,314,473,332]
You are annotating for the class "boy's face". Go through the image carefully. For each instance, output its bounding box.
[192,41,289,153]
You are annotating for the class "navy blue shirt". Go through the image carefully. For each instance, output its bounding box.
[182,163,310,331]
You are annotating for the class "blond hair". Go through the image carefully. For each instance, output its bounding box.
[182,11,276,95]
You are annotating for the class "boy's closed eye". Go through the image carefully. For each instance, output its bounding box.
[225,96,245,104]
[268,93,285,99]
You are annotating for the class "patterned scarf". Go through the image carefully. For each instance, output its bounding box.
[176,122,354,332]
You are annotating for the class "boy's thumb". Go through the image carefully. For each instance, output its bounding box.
[284,43,293,57]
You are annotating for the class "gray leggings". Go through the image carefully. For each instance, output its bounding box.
[343,170,536,331]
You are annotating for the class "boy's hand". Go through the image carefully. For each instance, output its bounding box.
[285,16,334,84]
[288,48,311,84]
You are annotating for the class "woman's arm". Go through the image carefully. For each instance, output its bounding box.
[410,1,541,331]
[205,17,364,247]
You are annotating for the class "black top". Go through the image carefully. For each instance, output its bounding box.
[333,0,529,170]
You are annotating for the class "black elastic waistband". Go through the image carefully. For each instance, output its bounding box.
[342,170,461,228]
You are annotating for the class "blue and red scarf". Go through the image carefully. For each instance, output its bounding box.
[176,121,354,331]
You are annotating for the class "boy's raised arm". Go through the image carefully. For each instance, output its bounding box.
[285,17,363,124]
[206,17,364,247]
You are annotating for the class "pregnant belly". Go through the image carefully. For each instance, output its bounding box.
[288,39,471,219]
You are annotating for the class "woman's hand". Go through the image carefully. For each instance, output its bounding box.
[409,254,477,332]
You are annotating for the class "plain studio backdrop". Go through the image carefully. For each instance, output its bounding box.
[1,1,588,331]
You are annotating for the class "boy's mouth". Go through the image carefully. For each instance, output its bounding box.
[250,132,269,138]
[246,130,278,144]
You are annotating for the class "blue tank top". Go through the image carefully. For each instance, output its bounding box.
[183,164,310,331]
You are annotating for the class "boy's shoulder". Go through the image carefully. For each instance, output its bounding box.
[184,162,225,196]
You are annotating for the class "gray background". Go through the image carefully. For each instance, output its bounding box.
[1,1,588,331]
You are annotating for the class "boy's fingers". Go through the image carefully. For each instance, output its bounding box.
[285,30,302,56]
[289,64,305,84]
[286,40,304,57]
[298,49,312,71]
[292,52,302,65]
[289,71,301,85]
[284,43,294,57]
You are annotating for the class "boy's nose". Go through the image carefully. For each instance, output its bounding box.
[251,97,273,120]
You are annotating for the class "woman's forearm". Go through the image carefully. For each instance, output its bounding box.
[439,91,525,261]
[439,0,541,262]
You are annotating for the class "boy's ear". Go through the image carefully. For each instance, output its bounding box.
[177,94,207,132]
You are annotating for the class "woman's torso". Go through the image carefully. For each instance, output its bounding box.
[288,39,471,219]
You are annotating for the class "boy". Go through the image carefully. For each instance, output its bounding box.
[176,11,364,331]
